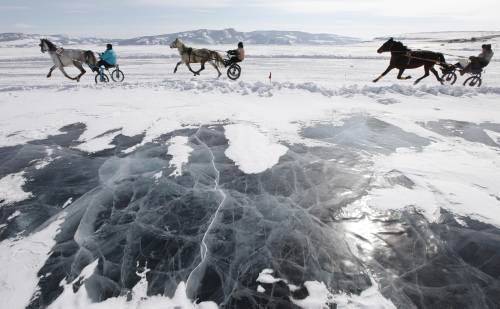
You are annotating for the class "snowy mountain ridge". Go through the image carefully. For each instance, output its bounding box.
[0,28,360,47]
[375,31,500,42]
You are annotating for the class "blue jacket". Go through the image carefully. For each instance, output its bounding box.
[101,49,117,65]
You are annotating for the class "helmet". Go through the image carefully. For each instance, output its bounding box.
[107,44,113,50]
[238,42,244,48]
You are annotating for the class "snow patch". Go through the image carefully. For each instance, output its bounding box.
[48,262,217,309]
[366,142,500,226]
[0,214,65,309]
[75,130,121,153]
[7,210,21,220]
[33,147,57,169]
[256,269,283,284]
[0,171,32,206]
[256,269,395,309]
[331,279,396,309]
[167,136,193,177]
[225,124,288,174]
[61,197,73,209]
[291,281,333,309]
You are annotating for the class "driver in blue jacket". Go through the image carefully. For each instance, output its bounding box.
[95,44,117,71]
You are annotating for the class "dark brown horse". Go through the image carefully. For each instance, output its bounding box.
[373,38,446,85]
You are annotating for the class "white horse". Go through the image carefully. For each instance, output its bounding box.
[39,39,97,82]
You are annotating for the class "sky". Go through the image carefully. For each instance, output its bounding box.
[0,0,499,39]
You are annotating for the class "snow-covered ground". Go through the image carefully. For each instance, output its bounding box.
[1,33,500,308]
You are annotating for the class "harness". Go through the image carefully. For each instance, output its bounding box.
[183,46,219,63]
[186,47,194,62]
[391,50,445,66]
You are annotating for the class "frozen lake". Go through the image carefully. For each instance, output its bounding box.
[1,38,500,309]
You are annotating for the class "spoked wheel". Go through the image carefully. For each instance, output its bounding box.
[111,69,125,82]
[441,72,457,85]
[227,64,241,80]
[95,73,110,84]
[463,76,482,87]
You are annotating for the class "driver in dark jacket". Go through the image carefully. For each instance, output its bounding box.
[456,44,494,75]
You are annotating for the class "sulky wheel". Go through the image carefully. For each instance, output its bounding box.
[227,64,241,80]
[441,72,457,85]
[95,73,110,84]
[111,69,125,82]
[463,76,482,87]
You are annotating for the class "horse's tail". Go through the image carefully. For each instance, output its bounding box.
[211,51,225,67]
[84,50,97,66]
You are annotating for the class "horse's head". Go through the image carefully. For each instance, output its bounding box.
[39,39,49,53]
[377,38,394,54]
[170,38,182,49]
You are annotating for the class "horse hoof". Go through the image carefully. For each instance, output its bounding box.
[372,79,378,83]
[406,76,412,80]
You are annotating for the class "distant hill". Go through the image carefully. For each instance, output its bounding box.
[0,28,360,47]
[375,31,500,43]
[119,28,360,45]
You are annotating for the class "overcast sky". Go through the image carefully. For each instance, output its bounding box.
[1,0,499,39]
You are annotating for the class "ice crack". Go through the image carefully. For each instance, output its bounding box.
[186,127,227,298]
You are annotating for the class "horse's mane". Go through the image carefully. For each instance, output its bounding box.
[393,40,410,52]
[41,39,57,51]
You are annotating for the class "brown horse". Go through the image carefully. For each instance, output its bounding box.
[170,38,225,78]
[373,38,446,85]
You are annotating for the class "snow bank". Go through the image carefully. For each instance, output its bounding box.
[0,171,32,206]
[167,136,193,177]
[224,124,288,174]
[0,215,65,309]
[3,80,500,99]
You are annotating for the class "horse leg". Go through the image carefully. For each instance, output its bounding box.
[196,62,206,75]
[397,69,411,80]
[373,65,394,83]
[209,61,222,78]
[59,67,77,81]
[47,65,57,78]
[73,61,86,82]
[414,66,430,85]
[186,63,199,76]
[430,66,443,84]
[174,61,182,73]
